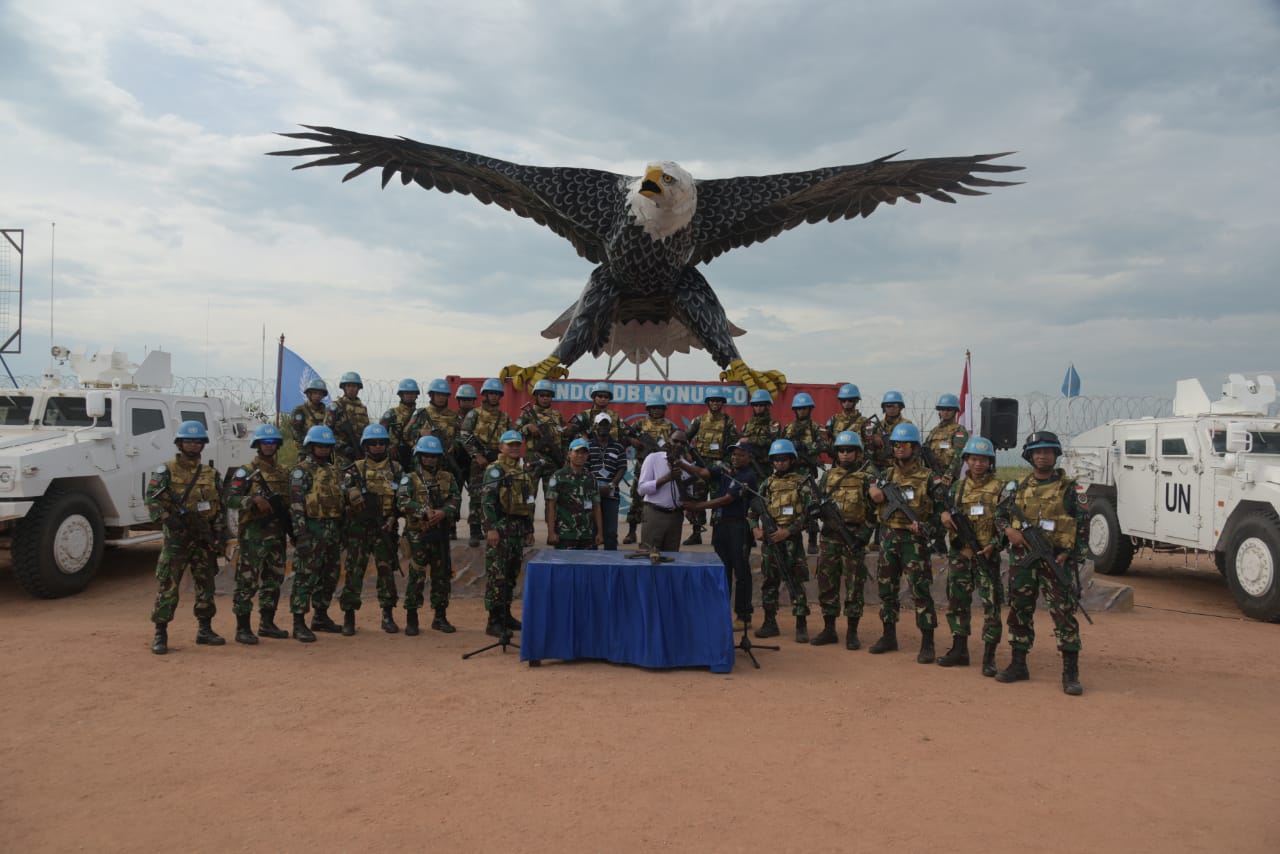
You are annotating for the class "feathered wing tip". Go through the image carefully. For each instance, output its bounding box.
[540,310,746,363]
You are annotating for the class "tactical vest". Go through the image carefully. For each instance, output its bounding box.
[164,457,222,522]
[489,457,534,517]
[383,403,415,445]
[356,457,401,515]
[332,397,369,433]
[413,405,459,445]
[291,402,327,439]
[635,417,675,459]
[954,473,1003,546]
[1015,472,1077,551]
[472,406,512,451]
[764,471,807,528]
[824,465,871,526]
[926,422,969,471]
[880,459,933,529]
[233,457,289,526]
[741,415,779,447]
[828,412,866,436]
[579,406,622,440]
[785,418,822,447]
[402,467,455,531]
[299,458,343,519]
[692,413,734,460]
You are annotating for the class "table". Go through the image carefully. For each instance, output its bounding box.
[520,549,735,673]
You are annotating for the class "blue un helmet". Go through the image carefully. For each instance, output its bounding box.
[936,393,960,410]
[500,429,523,444]
[568,437,590,452]
[882,390,905,408]
[961,436,996,460]
[250,424,283,448]
[304,425,336,447]
[174,420,209,444]
[397,378,420,395]
[456,384,477,400]
[426,378,451,396]
[791,392,815,409]
[838,383,861,401]
[361,424,391,445]
[339,371,363,389]
[749,389,773,405]
[414,435,444,456]
[768,439,797,458]
[833,430,863,450]
[1021,430,1062,463]
[589,381,613,400]
[480,378,505,396]
[305,377,329,394]
[532,379,556,397]
[889,423,922,444]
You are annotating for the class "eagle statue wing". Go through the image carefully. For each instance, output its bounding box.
[688,152,1022,265]
[269,125,629,264]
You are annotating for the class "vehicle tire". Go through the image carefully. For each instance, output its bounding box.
[1087,496,1133,575]
[1224,514,1280,622]
[11,488,106,598]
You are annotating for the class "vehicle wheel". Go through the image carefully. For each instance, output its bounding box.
[1214,551,1228,577]
[1224,515,1280,622]
[11,488,105,598]
[1086,496,1133,575]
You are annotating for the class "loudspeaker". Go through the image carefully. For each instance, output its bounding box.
[980,397,1019,450]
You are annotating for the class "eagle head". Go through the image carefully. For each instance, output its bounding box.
[626,161,696,240]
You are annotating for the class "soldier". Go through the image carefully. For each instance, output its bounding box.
[810,431,878,649]
[397,435,461,635]
[459,378,514,547]
[455,383,478,419]
[480,430,536,637]
[569,381,622,441]
[994,431,1088,696]
[380,378,421,470]
[325,370,370,465]
[867,423,948,662]
[825,383,868,441]
[740,389,782,481]
[338,424,403,636]
[516,378,567,503]
[407,378,464,539]
[225,423,291,645]
[289,378,330,446]
[783,392,828,555]
[749,439,818,643]
[924,393,970,485]
[685,390,740,545]
[546,437,604,549]
[938,436,1005,674]
[867,390,913,469]
[622,397,676,544]
[146,420,228,655]
[288,425,345,641]
[683,438,758,631]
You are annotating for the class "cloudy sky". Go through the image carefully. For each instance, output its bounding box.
[1,0,1277,402]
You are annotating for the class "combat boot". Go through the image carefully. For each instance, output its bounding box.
[195,617,226,646]
[258,610,288,639]
[381,607,400,634]
[794,616,809,644]
[404,609,420,636]
[682,527,704,546]
[151,622,169,655]
[432,608,456,634]
[1062,650,1083,696]
[485,609,504,638]
[809,615,839,646]
[868,622,898,654]
[468,524,482,548]
[292,613,316,643]
[502,607,522,632]
[845,618,861,650]
[807,530,819,555]
[981,642,998,677]
[937,635,970,668]
[916,629,936,664]
[995,647,1030,683]
[310,608,341,634]
[622,522,638,545]
[235,613,258,646]
[754,609,780,638]
[341,609,357,637]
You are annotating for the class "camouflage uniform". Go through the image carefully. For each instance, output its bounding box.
[289,400,328,446]
[623,414,676,531]
[815,462,877,620]
[875,456,947,630]
[943,472,1005,643]
[739,411,781,481]
[996,470,1088,653]
[516,402,567,498]
[749,468,818,618]
[826,410,868,445]
[784,415,828,548]
[288,455,345,615]
[569,404,622,441]
[868,414,913,470]
[460,404,514,538]
[925,419,971,486]
[225,455,290,617]
[339,455,402,613]
[397,461,461,613]
[325,396,370,465]
[480,455,536,619]
[546,464,599,549]
[687,411,740,531]
[147,456,226,624]
[380,401,419,470]
[407,403,467,517]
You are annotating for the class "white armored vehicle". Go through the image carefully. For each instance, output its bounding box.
[0,348,254,598]
[1064,373,1280,622]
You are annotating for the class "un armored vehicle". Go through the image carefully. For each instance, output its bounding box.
[1063,373,1280,622]
[0,349,254,598]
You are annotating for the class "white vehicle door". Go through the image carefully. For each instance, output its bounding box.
[125,397,173,523]
[1115,424,1156,536]
[1153,424,1202,546]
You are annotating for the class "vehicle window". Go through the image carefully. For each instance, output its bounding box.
[1249,431,1280,455]
[1161,437,1189,456]
[0,395,34,425]
[1209,430,1226,454]
[132,407,167,436]
[179,411,208,427]
[43,397,114,427]
[1123,438,1148,456]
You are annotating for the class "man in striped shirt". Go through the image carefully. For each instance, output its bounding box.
[587,413,628,551]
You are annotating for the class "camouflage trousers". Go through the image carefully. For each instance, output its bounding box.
[232,523,287,616]
[876,527,937,630]
[403,531,452,611]
[340,522,400,611]
[150,536,219,624]
[1006,549,1082,653]
[815,537,869,619]
[685,476,712,529]
[759,534,810,617]
[290,518,341,615]
[625,460,646,525]
[483,532,525,614]
[944,552,1003,643]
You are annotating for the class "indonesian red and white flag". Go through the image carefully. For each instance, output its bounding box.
[958,351,974,432]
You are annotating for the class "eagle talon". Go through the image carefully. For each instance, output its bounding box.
[500,356,569,392]
[720,359,787,398]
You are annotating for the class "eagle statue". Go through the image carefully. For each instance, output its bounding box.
[270,126,1021,394]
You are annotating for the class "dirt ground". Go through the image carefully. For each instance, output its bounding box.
[2,535,1277,853]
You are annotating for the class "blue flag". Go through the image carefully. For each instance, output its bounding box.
[1061,363,1081,398]
[278,345,327,413]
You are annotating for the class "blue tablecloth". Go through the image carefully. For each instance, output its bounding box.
[520,549,735,673]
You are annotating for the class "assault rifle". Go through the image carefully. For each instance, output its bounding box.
[919,443,942,477]
[876,478,926,532]
[520,402,566,469]
[1002,481,1093,625]
[155,479,224,569]
[414,473,451,544]
[415,408,465,481]
[246,468,296,544]
[860,414,882,445]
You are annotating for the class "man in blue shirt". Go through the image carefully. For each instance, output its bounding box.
[685,439,758,630]
[586,413,628,550]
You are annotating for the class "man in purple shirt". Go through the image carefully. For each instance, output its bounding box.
[636,430,697,551]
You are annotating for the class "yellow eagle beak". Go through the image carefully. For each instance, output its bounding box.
[639,166,664,197]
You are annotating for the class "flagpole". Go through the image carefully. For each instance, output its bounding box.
[275,335,285,428]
